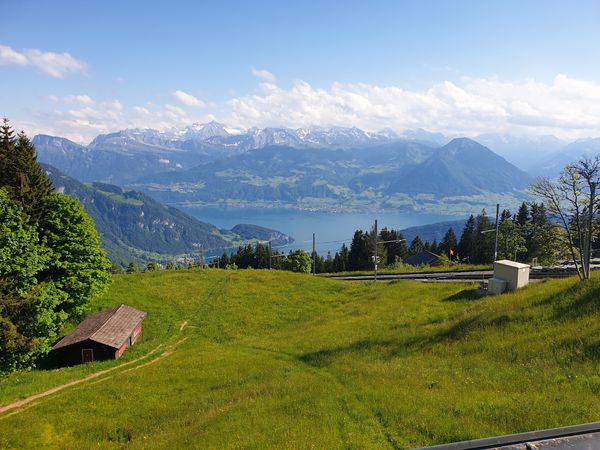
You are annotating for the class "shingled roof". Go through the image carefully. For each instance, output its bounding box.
[53,304,147,350]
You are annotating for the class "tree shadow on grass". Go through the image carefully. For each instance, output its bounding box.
[297,335,433,368]
[549,282,600,321]
[443,289,482,302]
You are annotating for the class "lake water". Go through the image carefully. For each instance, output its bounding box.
[180,206,456,256]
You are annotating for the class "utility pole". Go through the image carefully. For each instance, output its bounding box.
[494,203,500,261]
[312,233,316,275]
[494,203,499,261]
[374,219,378,282]
[268,240,272,270]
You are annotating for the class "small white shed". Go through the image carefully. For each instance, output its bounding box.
[493,259,530,292]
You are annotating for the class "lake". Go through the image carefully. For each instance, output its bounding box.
[180,206,458,256]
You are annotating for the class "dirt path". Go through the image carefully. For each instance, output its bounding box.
[0,322,189,418]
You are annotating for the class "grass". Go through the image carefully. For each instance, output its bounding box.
[1,269,600,449]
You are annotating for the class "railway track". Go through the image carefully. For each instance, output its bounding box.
[328,267,588,282]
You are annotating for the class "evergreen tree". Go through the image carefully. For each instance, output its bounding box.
[379,228,394,265]
[254,243,269,269]
[474,210,495,263]
[430,239,439,255]
[334,243,350,272]
[458,215,476,263]
[348,230,371,270]
[409,235,424,256]
[0,126,53,223]
[515,202,529,226]
[440,228,458,258]
[323,251,334,273]
[219,252,230,267]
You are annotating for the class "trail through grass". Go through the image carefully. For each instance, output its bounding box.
[1,269,599,449]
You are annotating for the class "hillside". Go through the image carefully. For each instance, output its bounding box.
[1,270,599,448]
[44,165,292,265]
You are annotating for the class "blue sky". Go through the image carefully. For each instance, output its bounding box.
[2,0,600,142]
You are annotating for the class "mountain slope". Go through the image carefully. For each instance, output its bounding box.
[33,124,401,185]
[44,165,292,265]
[386,138,531,196]
[532,138,600,177]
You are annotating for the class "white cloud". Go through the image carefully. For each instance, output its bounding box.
[18,99,217,144]
[172,90,207,108]
[47,94,94,105]
[15,73,600,143]
[0,44,86,78]
[251,68,277,83]
[0,45,27,65]
[226,74,600,139]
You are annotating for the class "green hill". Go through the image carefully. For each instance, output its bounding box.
[43,164,292,266]
[1,271,599,448]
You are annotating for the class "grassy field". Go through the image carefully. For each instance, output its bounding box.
[1,269,600,449]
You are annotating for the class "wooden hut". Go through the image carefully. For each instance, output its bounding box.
[52,304,147,365]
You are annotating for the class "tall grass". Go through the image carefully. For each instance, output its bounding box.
[1,269,599,449]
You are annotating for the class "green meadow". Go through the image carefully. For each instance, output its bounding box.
[1,270,600,449]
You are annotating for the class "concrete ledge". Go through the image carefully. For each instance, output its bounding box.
[413,422,600,450]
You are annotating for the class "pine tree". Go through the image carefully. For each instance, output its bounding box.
[500,209,512,222]
[440,227,458,258]
[0,123,53,223]
[254,243,269,269]
[334,244,350,272]
[516,202,529,226]
[458,215,476,263]
[474,210,494,263]
[430,239,439,255]
[348,230,371,270]
[324,251,334,273]
[409,235,424,256]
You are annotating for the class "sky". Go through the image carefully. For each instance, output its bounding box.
[1,0,600,143]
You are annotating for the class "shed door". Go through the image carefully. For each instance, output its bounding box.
[82,348,94,363]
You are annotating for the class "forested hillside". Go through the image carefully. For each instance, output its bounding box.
[44,165,293,266]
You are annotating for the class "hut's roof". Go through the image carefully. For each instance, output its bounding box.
[53,304,147,350]
[404,250,441,267]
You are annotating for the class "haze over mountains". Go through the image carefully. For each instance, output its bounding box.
[32,122,600,214]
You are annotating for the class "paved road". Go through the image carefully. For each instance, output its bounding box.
[327,268,582,283]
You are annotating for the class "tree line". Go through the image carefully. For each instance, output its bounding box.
[0,120,111,373]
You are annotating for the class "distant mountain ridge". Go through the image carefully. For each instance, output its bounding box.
[43,164,293,265]
[131,138,531,214]
[34,125,534,214]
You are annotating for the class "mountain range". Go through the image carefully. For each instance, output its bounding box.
[43,164,292,266]
[32,122,600,215]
